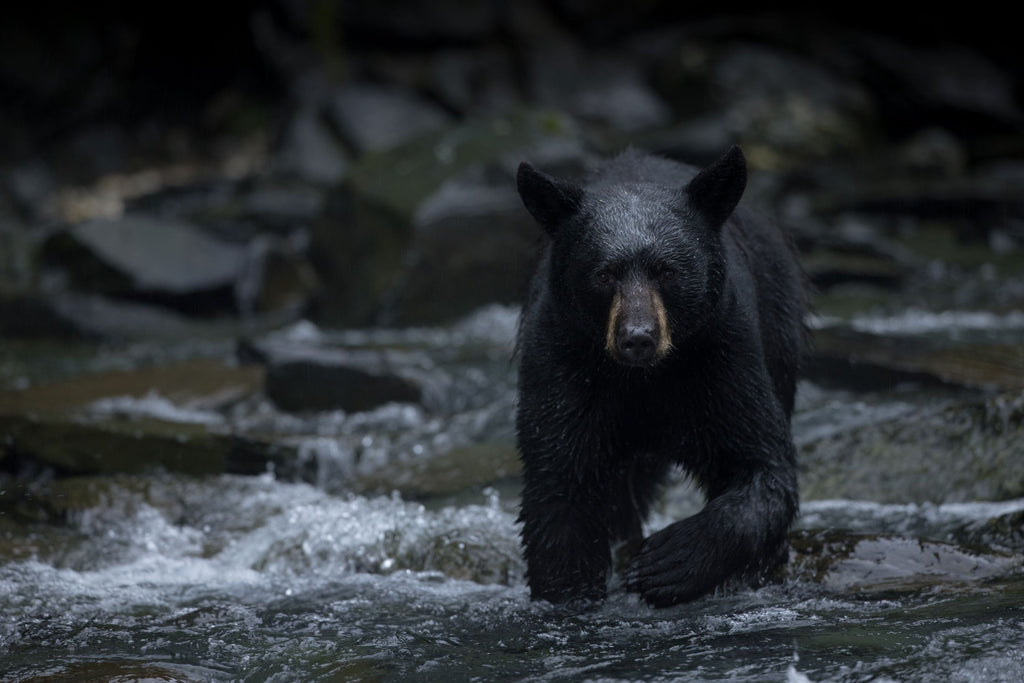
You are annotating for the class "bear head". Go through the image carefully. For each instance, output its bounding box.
[517,146,747,368]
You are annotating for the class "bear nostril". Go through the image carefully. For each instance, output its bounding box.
[619,331,657,364]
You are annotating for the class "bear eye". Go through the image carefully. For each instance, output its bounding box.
[595,270,614,287]
[658,266,677,283]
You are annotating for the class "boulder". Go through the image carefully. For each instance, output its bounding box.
[645,40,877,164]
[524,41,673,133]
[326,82,453,155]
[272,105,350,185]
[309,109,589,326]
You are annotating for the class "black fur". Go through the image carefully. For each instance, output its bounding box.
[514,146,807,607]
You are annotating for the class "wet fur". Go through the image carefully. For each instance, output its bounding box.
[515,147,807,607]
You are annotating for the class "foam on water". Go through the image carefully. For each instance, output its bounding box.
[84,390,226,425]
[848,308,1024,336]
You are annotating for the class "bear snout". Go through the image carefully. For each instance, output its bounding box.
[617,323,659,366]
[605,283,673,367]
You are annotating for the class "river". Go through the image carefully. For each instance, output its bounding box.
[1,306,1023,682]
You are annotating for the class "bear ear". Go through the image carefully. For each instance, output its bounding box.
[683,145,747,228]
[516,162,584,235]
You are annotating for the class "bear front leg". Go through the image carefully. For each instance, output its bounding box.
[518,489,612,605]
[624,465,797,607]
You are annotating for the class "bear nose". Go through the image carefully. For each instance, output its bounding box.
[617,325,657,366]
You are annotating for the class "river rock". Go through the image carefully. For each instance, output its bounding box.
[272,105,350,185]
[241,338,449,413]
[327,82,454,155]
[799,389,1024,504]
[0,412,302,478]
[0,357,311,479]
[808,326,1024,393]
[352,441,520,500]
[524,40,672,133]
[643,39,876,164]
[0,292,83,338]
[310,109,588,326]
[787,529,1023,594]
[40,214,245,304]
[427,47,521,117]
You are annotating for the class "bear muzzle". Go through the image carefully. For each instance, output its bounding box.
[605,283,673,367]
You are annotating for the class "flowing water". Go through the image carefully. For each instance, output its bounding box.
[1,306,1023,682]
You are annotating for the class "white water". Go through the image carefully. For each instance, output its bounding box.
[2,471,1023,682]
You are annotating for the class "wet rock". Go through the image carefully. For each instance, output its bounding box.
[326,82,454,155]
[0,292,83,338]
[787,529,1023,594]
[808,326,1024,393]
[0,358,310,479]
[388,166,540,324]
[0,357,264,416]
[646,40,876,164]
[799,390,1024,504]
[427,47,521,116]
[352,441,520,500]
[238,182,326,232]
[272,105,349,185]
[525,40,673,133]
[310,109,588,326]
[40,214,246,308]
[950,508,1024,554]
[241,338,447,413]
[37,207,320,324]
[43,292,220,340]
[20,291,302,341]
[266,354,422,414]
[0,412,301,478]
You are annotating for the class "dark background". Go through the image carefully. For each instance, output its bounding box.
[2,0,1023,333]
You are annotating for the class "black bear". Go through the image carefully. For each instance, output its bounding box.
[514,146,806,607]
